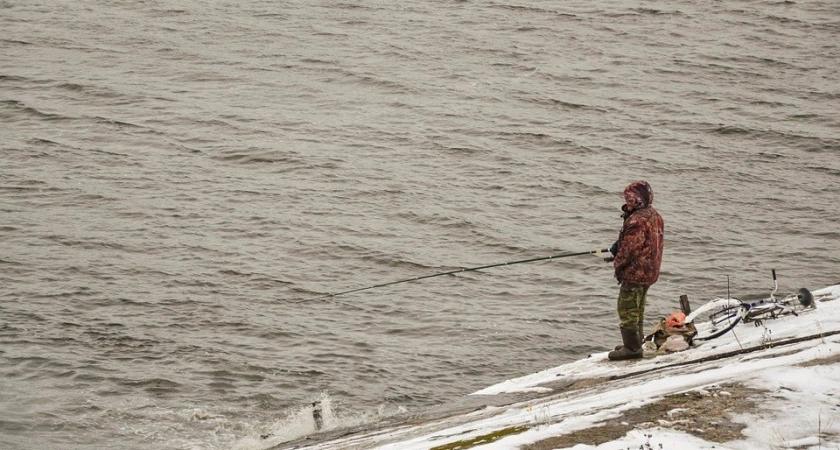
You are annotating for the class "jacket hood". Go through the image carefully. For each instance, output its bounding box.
[623,180,654,210]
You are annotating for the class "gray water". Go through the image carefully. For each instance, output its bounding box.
[2,0,839,448]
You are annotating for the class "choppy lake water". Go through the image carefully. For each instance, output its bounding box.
[2,0,838,448]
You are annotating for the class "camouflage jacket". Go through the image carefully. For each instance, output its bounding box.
[613,182,665,286]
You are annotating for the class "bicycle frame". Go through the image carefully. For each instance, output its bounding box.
[686,270,816,342]
[743,270,815,324]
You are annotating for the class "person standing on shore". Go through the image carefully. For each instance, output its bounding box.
[607,181,665,361]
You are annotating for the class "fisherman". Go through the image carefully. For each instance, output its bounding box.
[607,180,665,361]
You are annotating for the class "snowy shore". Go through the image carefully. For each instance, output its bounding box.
[270,284,840,450]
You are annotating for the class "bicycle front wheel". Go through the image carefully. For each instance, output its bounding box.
[686,298,748,342]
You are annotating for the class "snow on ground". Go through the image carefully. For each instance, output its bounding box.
[474,284,840,397]
[277,285,840,450]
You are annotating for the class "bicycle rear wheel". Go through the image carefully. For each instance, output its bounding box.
[686,298,748,341]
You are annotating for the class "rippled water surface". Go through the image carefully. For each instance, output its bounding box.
[2,0,839,448]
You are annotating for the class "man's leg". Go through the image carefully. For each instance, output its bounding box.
[638,285,649,343]
[609,284,646,360]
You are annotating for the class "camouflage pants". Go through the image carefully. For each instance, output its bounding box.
[617,284,649,331]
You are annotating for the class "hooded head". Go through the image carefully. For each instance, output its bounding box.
[623,180,654,212]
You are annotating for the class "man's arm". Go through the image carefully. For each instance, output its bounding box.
[613,219,644,272]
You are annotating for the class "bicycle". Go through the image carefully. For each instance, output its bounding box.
[684,270,816,342]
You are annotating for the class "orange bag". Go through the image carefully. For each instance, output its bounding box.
[666,311,686,328]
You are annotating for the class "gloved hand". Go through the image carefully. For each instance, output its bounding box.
[609,240,619,257]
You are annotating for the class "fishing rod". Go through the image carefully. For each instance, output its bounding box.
[303,247,609,301]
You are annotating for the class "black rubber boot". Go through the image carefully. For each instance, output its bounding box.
[615,322,646,351]
[608,328,643,361]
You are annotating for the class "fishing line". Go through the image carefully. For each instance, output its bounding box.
[295,248,609,303]
[727,275,744,350]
